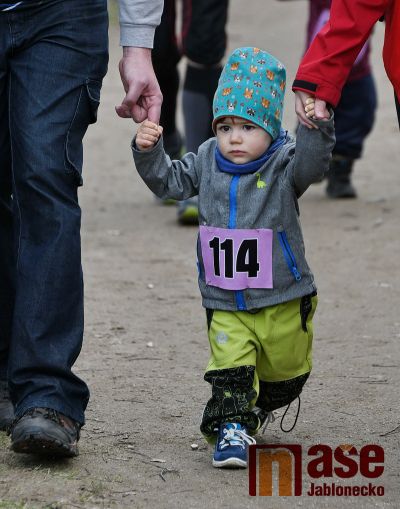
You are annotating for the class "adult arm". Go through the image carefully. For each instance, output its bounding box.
[293,0,390,124]
[116,0,164,123]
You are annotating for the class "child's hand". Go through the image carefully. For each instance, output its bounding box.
[305,97,330,121]
[136,120,163,151]
[304,97,316,119]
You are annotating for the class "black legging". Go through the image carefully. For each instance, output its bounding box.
[395,92,400,129]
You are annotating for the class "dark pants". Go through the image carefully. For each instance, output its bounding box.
[0,0,108,424]
[152,0,229,138]
[334,74,377,159]
[153,0,229,68]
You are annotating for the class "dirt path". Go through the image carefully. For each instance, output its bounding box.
[1,1,399,508]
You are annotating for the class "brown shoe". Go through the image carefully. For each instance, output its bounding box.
[9,407,80,457]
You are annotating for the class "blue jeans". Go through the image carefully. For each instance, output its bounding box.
[0,0,108,424]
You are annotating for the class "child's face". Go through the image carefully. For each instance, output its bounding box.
[216,117,272,164]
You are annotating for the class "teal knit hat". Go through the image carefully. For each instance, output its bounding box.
[212,47,286,140]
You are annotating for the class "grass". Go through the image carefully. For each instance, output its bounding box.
[0,503,63,509]
[0,502,36,509]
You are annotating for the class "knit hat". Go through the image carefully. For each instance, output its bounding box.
[212,47,286,140]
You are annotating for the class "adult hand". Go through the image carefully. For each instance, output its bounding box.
[313,98,330,121]
[295,91,331,128]
[116,47,163,123]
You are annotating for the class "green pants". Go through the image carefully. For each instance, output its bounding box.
[200,293,317,441]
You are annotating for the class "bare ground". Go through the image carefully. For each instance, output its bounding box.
[1,1,399,508]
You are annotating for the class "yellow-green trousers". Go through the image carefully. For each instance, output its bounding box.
[200,293,317,442]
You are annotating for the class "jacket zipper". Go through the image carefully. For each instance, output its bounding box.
[229,175,246,311]
[277,228,302,282]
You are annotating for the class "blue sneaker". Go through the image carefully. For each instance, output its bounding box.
[213,422,256,468]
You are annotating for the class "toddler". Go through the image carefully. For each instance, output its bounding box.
[132,47,335,468]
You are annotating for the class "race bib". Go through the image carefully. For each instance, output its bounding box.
[199,225,273,290]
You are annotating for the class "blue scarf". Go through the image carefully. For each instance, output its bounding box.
[215,128,287,175]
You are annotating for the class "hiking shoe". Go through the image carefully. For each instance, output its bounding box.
[0,381,14,432]
[9,407,80,457]
[213,422,256,468]
[177,198,199,225]
[326,157,357,199]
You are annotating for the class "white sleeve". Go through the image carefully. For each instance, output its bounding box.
[118,0,164,48]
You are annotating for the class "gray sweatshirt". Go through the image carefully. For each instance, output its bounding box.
[132,118,335,311]
[118,0,163,48]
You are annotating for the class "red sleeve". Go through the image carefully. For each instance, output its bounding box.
[293,0,390,106]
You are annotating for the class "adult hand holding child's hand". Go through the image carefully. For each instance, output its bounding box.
[304,97,330,122]
[136,120,163,151]
[295,91,330,128]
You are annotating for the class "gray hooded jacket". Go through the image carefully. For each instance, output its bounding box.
[133,118,335,311]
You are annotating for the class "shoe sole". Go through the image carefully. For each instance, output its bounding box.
[212,457,247,468]
[12,434,78,458]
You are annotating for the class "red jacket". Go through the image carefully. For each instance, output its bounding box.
[293,0,399,107]
[306,0,372,82]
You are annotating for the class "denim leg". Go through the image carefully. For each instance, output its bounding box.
[5,0,108,424]
[0,44,15,382]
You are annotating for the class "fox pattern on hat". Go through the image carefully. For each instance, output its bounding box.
[213,47,286,140]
